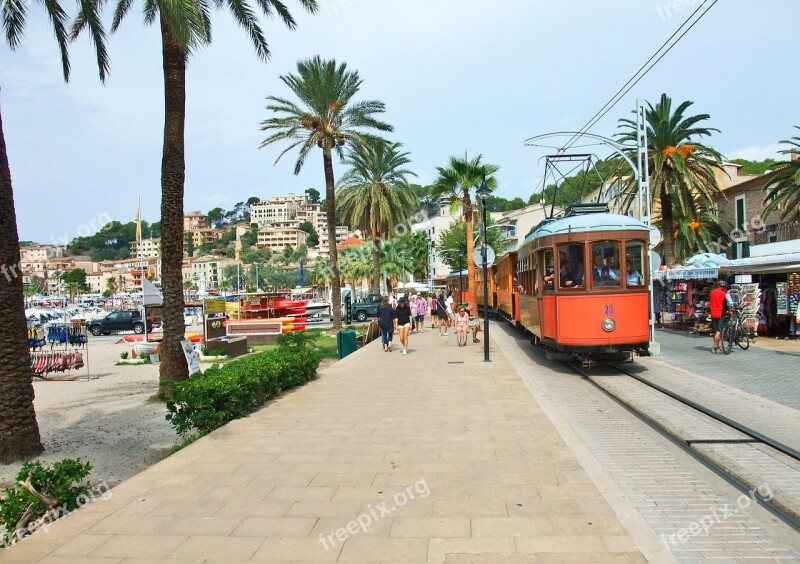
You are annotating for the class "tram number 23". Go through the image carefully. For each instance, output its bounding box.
[603,305,614,315]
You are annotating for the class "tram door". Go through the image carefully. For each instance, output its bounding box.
[540,250,557,339]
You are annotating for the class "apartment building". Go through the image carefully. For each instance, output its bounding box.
[20,245,65,263]
[250,195,306,227]
[257,226,308,252]
[184,211,210,231]
[129,237,161,259]
[185,255,236,292]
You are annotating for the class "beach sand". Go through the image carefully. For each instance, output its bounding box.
[1,338,178,490]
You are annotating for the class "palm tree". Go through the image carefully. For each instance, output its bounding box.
[339,245,372,291]
[309,257,331,292]
[105,276,118,297]
[337,141,417,293]
[616,93,724,266]
[259,56,392,330]
[103,0,317,385]
[431,153,499,317]
[763,127,800,221]
[0,0,108,463]
[378,239,408,294]
[672,205,730,263]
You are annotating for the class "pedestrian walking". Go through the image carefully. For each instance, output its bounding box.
[415,293,427,333]
[377,296,396,352]
[409,296,418,333]
[429,295,437,330]
[394,296,413,355]
[436,291,448,336]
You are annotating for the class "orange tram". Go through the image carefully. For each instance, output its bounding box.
[476,205,651,362]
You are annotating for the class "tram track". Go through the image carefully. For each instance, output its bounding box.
[568,360,800,533]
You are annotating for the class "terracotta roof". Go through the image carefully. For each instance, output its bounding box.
[337,236,363,250]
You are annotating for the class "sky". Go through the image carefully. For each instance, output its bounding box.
[2,0,798,243]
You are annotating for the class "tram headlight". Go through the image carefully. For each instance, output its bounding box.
[602,317,616,332]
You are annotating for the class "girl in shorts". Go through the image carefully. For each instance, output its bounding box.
[455,306,470,347]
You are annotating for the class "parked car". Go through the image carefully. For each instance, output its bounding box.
[87,310,153,336]
[352,294,383,322]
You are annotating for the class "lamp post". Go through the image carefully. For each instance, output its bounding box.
[476,169,492,362]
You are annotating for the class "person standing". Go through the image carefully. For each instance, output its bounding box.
[415,293,427,333]
[429,294,437,330]
[394,296,413,355]
[436,291,448,336]
[446,291,456,327]
[709,280,728,354]
[409,296,418,333]
[377,296,396,352]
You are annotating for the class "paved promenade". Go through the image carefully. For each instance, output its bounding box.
[0,326,665,564]
[654,329,800,410]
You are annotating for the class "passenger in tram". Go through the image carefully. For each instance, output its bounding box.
[568,257,584,286]
[626,260,644,286]
[592,252,619,286]
[558,262,575,288]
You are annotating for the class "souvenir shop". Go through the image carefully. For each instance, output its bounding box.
[653,267,722,334]
[653,253,800,339]
[719,254,800,339]
[28,318,91,380]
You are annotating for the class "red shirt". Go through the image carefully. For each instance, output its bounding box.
[709,287,727,319]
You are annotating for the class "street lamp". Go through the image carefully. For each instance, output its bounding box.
[476,169,492,362]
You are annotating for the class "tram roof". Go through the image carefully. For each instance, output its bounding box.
[525,213,650,243]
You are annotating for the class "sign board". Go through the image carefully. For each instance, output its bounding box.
[473,245,496,268]
[649,251,662,273]
[776,282,788,315]
[649,227,662,249]
[734,275,753,284]
[181,339,202,376]
[204,299,226,314]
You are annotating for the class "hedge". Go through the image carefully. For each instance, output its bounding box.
[164,337,321,436]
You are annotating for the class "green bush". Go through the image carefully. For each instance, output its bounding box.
[164,341,321,436]
[0,459,92,547]
[199,346,227,357]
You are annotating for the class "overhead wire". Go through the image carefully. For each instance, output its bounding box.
[559,0,718,153]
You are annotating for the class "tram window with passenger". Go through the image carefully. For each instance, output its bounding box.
[558,244,585,290]
[591,242,621,288]
[625,241,646,287]
[541,250,555,292]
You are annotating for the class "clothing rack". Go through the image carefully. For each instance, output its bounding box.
[28,320,92,381]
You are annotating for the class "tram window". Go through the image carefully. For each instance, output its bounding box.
[590,242,621,287]
[542,250,555,292]
[558,244,585,289]
[625,241,645,287]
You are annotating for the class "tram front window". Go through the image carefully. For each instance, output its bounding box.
[591,242,621,287]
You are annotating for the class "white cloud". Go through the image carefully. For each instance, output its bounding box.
[727,144,785,162]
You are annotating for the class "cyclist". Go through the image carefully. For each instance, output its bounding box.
[710,280,735,354]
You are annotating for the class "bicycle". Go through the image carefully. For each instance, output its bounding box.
[720,308,750,354]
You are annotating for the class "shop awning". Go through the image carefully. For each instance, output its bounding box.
[652,268,719,282]
[719,252,800,275]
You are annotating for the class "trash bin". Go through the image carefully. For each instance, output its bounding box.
[337,329,357,360]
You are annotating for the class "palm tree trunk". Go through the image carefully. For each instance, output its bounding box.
[464,193,479,316]
[660,192,675,267]
[324,151,342,329]
[0,91,44,463]
[370,229,380,294]
[158,19,189,385]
